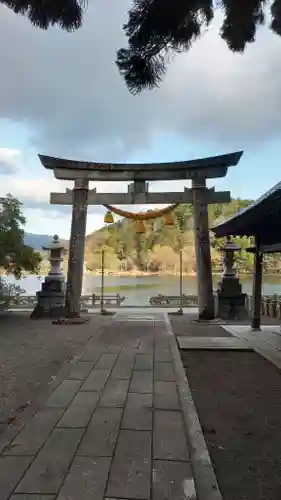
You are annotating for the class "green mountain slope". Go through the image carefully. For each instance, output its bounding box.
[24,233,68,251]
[83,199,281,275]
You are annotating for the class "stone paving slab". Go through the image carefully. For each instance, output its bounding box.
[81,345,105,362]
[98,379,129,407]
[10,496,56,500]
[16,428,83,494]
[106,430,151,500]
[178,336,252,350]
[130,370,153,393]
[126,392,153,408]
[78,408,122,457]
[122,392,153,431]
[154,348,173,362]
[170,318,232,338]
[153,410,190,461]
[152,460,195,500]
[154,361,176,381]
[222,325,281,371]
[0,456,33,500]
[94,353,119,370]
[135,353,153,370]
[104,344,124,353]
[68,361,96,380]
[154,381,180,410]
[1,311,201,500]
[3,408,64,456]
[110,348,136,379]
[45,380,82,408]
[81,368,111,391]
[155,337,170,350]
[57,457,111,500]
[138,342,154,354]
[57,391,99,428]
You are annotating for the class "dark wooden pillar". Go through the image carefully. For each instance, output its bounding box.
[251,239,263,330]
[192,178,214,319]
[65,179,89,317]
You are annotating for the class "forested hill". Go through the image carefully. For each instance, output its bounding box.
[83,198,281,275]
[24,233,68,250]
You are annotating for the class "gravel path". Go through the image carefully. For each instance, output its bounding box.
[0,312,110,435]
[183,350,281,500]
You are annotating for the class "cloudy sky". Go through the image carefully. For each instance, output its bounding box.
[0,2,281,239]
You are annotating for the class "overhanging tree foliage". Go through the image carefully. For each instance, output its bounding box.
[2,0,281,93]
[117,0,281,93]
[1,0,84,30]
[0,194,42,278]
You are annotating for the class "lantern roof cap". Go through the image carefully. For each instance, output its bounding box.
[219,236,240,251]
[42,234,65,251]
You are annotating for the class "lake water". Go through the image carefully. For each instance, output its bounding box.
[6,273,281,306]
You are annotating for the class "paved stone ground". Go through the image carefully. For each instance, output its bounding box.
[0,313,111,436]
[0,311,196,500]
[223,324,281,370]
[169,313,280,338]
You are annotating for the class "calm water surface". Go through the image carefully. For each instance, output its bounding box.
[6,274,281,306]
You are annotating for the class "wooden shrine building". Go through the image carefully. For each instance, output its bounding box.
[39,151,243,318]
[212,181,281,329]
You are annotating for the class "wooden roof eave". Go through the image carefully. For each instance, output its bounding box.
[246,243,281,254]
[212,181,281,239]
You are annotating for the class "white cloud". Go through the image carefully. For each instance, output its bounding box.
[1,4,281,235]
[0,4,280,159]
[0,163,171,238]
[24,207,105,239]
[0,147,21,175]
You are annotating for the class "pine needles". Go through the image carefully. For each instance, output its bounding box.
[1,0,87,31]
[117,0,281,93]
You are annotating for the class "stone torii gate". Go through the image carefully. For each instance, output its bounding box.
[39,151,243,318]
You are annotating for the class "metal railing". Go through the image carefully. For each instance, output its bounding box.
[246,294,281,320]
[5,293,199,310]
[4,293,281,318]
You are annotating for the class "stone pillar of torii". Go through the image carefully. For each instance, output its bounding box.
[39,152,243,319]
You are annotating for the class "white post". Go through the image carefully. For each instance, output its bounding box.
[101,249,105,314]
[179,249,183,314]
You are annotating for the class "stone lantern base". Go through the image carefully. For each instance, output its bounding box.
[30,276,65,319]
[215,276,248,320]
[31,234,66,319]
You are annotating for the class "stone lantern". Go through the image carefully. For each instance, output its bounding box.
[215,236,248,319]
[31,234,66,318]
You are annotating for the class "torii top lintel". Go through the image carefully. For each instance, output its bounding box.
[38,151,243,182]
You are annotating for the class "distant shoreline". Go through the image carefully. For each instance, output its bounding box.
[2,270,281,279]
[85,270,242,277]
[88,270,198,277]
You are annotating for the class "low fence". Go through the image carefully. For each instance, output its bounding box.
[4,293,281,319]
[149,295,198,307]
[5,293,199,310]
[246,295,281,320]
[3,294,125,309]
